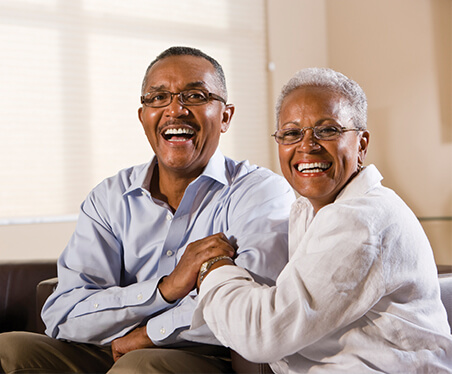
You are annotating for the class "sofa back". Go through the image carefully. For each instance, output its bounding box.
[0,261,56,333]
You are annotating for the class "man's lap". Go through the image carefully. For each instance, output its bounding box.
[0,332,232,374]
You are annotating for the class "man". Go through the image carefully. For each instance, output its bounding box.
[0,46,294,373]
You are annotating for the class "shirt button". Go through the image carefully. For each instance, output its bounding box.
[166,213,172,221]
[166,250,173,257]
[160,327,166,335]
[94,303,99,309]
[137,293,143,301]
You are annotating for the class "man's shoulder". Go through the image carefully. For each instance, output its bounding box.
[223,157,292,199]
[224,156,285,184]
[91,161,151,195]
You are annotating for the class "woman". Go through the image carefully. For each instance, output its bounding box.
[190,68,452,373]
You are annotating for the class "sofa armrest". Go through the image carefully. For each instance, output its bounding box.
[36,277,58,334]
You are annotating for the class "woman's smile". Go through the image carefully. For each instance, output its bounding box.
[278,86,369,213]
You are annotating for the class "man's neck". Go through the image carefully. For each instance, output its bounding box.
[150,164,200,212]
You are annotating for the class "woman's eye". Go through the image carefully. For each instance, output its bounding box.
[283,130,301,137]
[317,126,340,135]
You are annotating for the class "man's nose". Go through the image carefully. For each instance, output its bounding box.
[165,94,189,116]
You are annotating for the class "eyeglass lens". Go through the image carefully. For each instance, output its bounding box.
[142,90,209,107]
[275,125,345,144]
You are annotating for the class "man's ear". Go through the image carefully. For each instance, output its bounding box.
[220,104,235,133]
[138,107,144,125]
[358,130,370,165]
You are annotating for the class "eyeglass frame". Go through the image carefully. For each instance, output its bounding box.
[140,89,227,108]
[271,125,362,145]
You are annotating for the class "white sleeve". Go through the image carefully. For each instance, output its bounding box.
[191,206,385,363]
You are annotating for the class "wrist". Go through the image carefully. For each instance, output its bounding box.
[197,255,234,288]
[157,276,178,304]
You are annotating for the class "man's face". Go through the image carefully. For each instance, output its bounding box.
[278,86,369,212]
[138,55,234,178]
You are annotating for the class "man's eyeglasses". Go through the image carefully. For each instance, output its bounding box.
[272,125,362,145]
[141,89,226,108]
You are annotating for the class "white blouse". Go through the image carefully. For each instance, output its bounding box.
[191,165,452,373]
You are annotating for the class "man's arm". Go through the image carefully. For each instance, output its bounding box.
[41,196,174,344]
[111,233,235,361]
[151,172,295,345]
[157,233,235,303]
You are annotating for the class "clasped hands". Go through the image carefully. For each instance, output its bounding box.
[111,232,236,362]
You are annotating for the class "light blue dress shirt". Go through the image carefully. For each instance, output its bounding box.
[42,149,295,346]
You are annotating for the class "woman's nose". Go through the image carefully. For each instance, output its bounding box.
[296,128,321,152]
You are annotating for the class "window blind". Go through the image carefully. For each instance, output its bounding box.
[0,0,270,220]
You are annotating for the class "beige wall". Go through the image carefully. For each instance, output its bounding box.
[2,0,451,264]
[266,0,452,265]
[1,221,76,261]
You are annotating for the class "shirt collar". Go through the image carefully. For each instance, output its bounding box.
[197,148,229,186]
[335,164,383,202]
[123,159,156,196]
[124,148,228,196]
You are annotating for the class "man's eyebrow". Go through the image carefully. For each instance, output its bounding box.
[145,81,209,92]
[185,81,209,89]
[145,85,165,92]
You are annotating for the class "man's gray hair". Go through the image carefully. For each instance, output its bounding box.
[275,67,367,129]
[142,46,228,100]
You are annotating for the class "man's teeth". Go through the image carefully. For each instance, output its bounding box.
[163,128,195,141]
[164,128,195,136]
[297,162,331,173]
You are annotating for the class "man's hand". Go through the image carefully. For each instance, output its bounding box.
[158,233,235,303]
[111,326,155,362]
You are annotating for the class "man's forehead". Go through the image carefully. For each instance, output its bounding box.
[145,56,216,87]
[146,80,209,91]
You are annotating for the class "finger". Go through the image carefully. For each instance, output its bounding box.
[112,350,122,362]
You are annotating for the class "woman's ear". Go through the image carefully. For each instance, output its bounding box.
[358,130,370,164]
[220,104,235,133]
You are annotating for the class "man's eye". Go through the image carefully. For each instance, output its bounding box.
[184,91,207,101]
[146,92,168,102]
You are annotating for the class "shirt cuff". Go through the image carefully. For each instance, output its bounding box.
[199,265,253,300]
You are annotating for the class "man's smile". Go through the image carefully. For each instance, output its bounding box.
[162,127,196,142]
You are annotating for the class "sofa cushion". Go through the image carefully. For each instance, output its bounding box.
[439,273,452,333]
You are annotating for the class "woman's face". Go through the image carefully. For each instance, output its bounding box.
[278,86,369,213]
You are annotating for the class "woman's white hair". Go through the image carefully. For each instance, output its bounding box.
[275,67,367,129]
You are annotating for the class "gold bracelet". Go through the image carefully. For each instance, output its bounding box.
[199,255,234,284]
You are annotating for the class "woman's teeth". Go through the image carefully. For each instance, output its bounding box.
[297,162,331,173]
